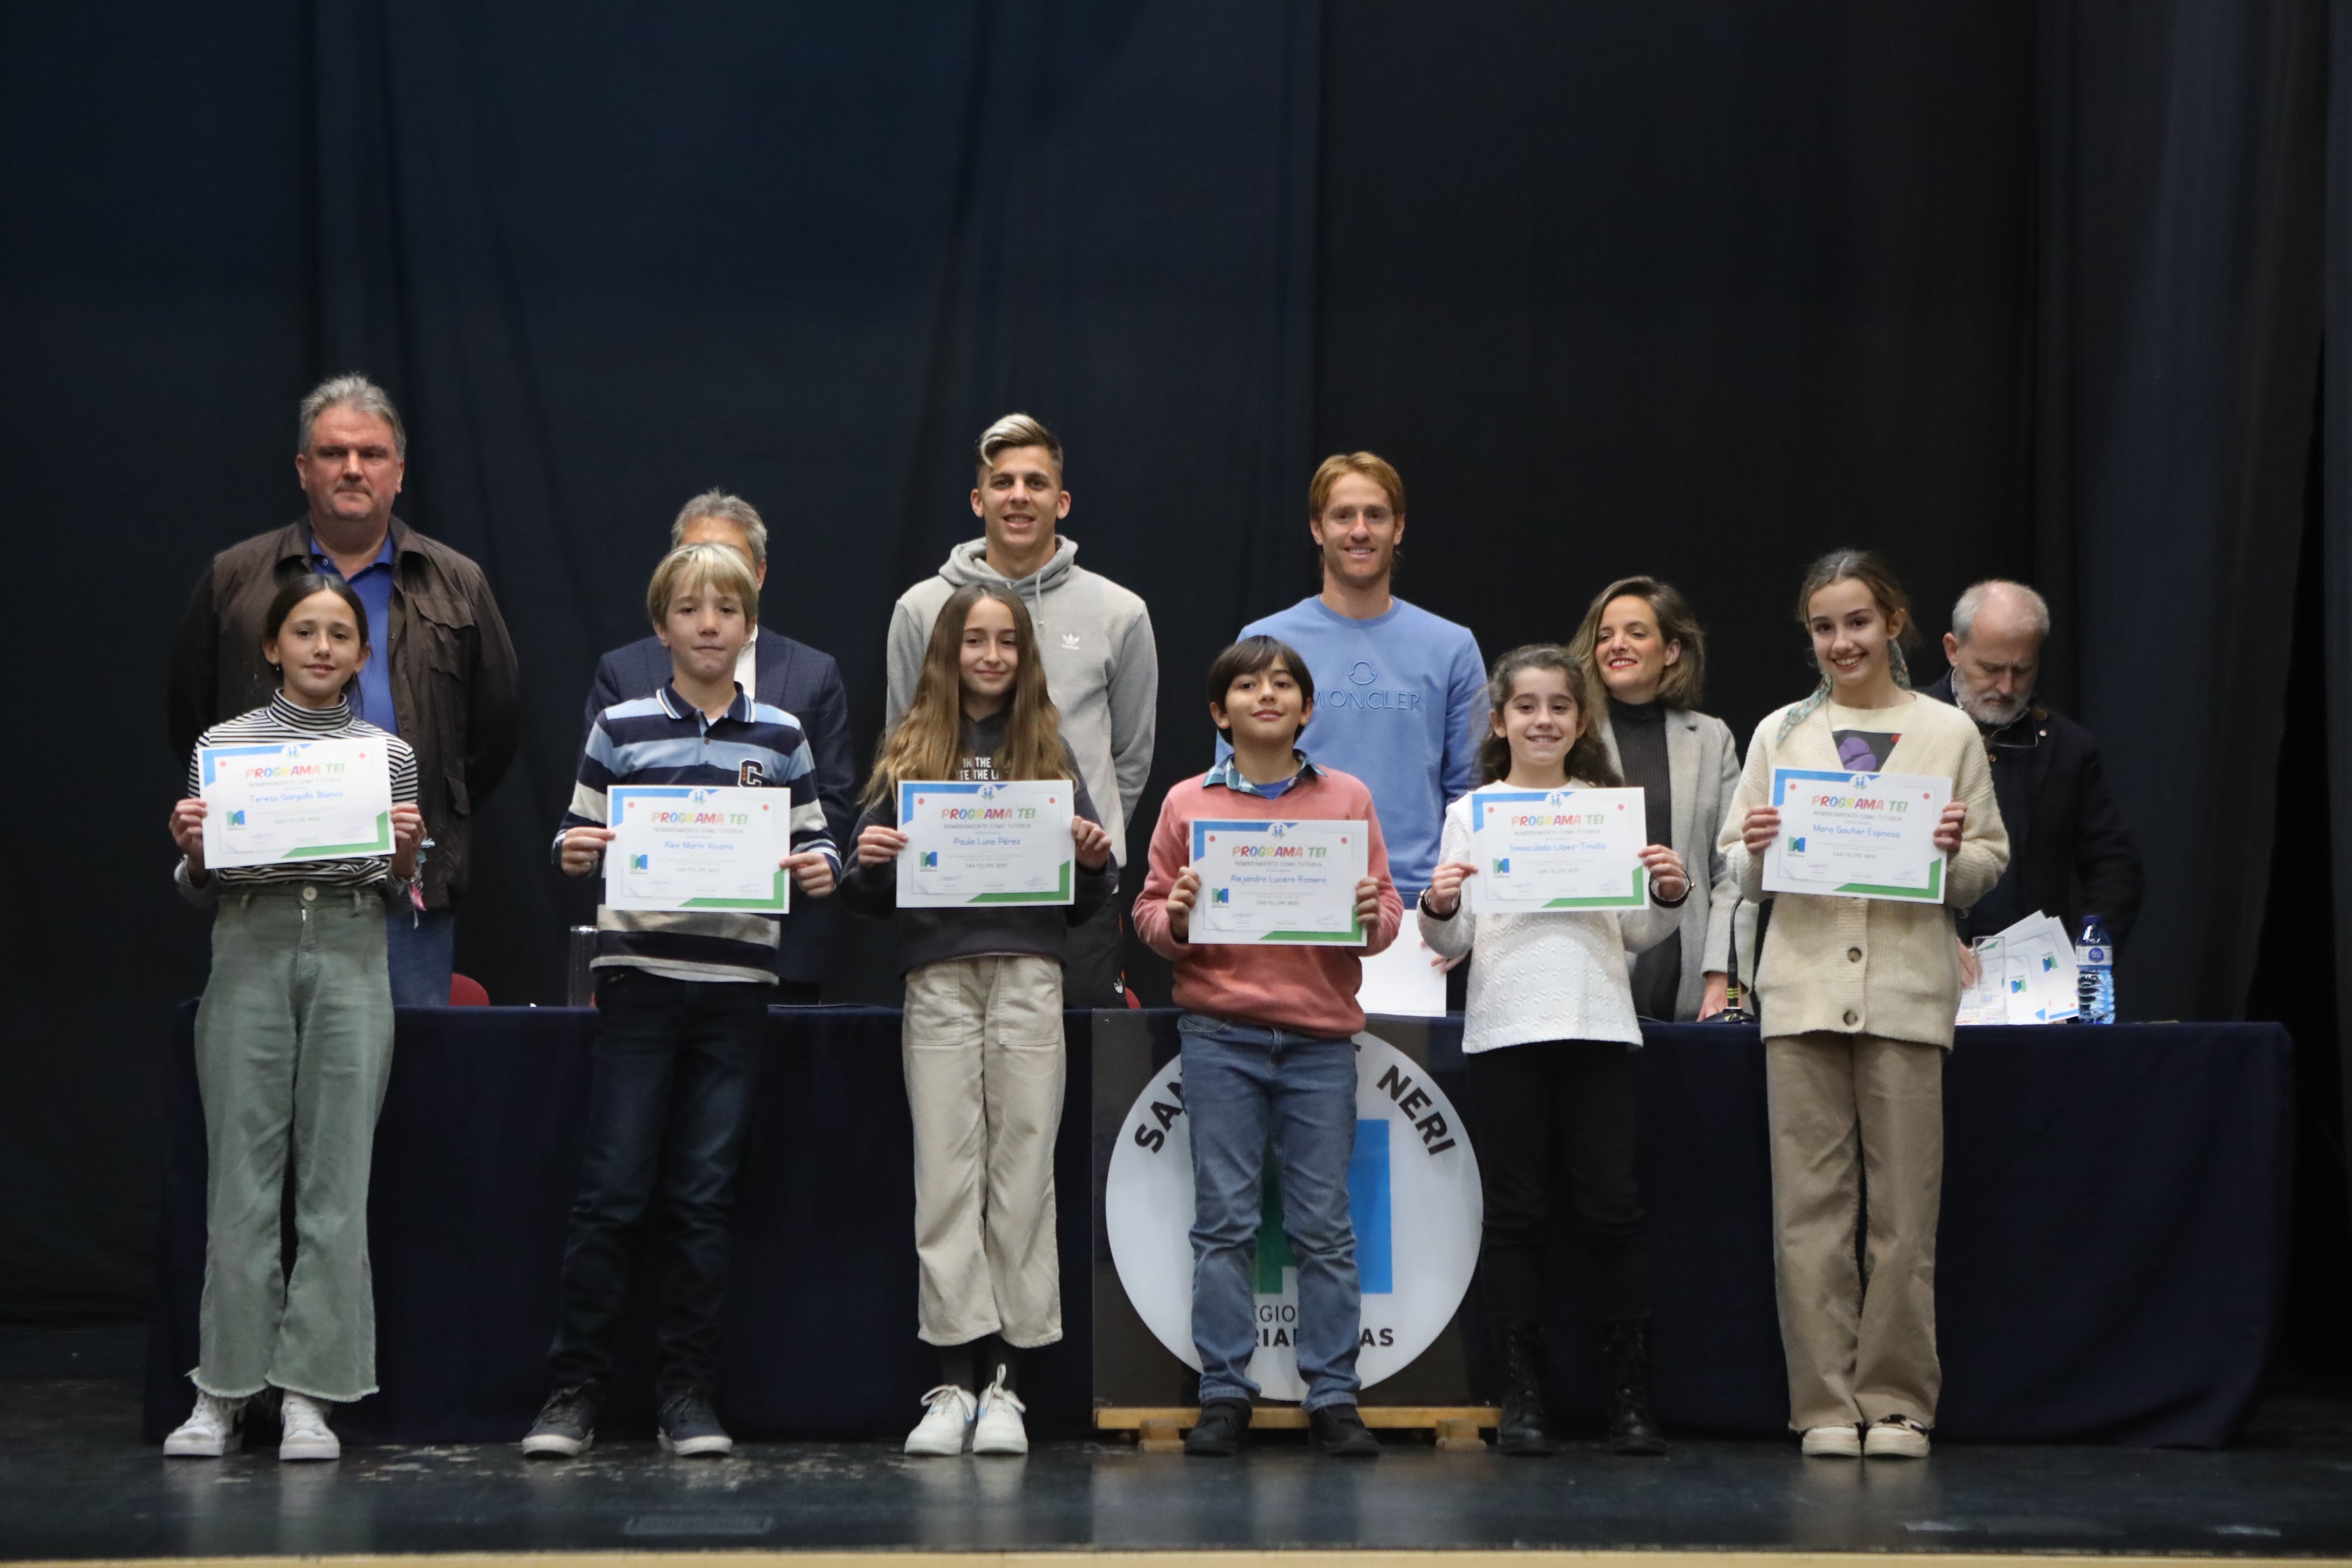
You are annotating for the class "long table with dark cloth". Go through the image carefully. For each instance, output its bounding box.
[145,1006,2290,1448]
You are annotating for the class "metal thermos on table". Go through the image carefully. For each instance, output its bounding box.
[566,926,597,1006]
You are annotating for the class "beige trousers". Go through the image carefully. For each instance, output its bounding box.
[1764,1031,1944,1431]
[902,954,1066,1347]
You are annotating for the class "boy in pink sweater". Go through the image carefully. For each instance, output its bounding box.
[1133,636,1404,1458]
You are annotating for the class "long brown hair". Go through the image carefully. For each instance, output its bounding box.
[1476,644,1622,788]
[863,584,1071,805]
[1566,574,1708,710]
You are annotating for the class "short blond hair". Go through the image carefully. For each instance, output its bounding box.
[1308,452,1405,520]
[975,413,1063,479]
[645,542,760,631]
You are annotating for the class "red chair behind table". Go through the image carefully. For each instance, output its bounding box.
[448,973,491,1007]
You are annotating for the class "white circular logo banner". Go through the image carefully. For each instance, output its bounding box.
[1104,1031,1483,1402]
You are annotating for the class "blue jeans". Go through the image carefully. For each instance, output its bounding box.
[1179,1013,1362,1411]
[385,904,456,1009]
[546,969,771,1395]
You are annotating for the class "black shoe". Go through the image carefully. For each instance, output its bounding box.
[657,1386,733,1458]
[1493,1319,1555,1456]
[1308,1404,1380,1458]
[1602,1318,1669,1456]
[522,1384,601,1458]
[1184,1399,1251,1456]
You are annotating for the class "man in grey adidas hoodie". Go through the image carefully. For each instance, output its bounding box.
[886,413,1159,1006]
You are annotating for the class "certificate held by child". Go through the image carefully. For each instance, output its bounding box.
[895,780,1077,906]
[604,785,796,913]
[1761,767,1951,903]
[1466,785,1649,913]
[198,737,395,868]
[1185,818,1370,944]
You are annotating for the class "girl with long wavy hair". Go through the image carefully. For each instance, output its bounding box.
[840,582,1115,1458]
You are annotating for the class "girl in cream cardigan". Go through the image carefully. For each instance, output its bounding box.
[1720,550,2008,1461]
[1419,645,1690,1458]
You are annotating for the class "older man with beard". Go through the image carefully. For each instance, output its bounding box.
[1924,580,2144,947]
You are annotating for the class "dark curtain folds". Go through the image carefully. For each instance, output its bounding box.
[2036,0,2326,1025]
[0,0,2329,1321]
[2330,0,2352,1214]
[1314,2,2042,755]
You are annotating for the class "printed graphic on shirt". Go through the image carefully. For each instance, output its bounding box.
[738,759,768,787]
[1318,659,1425,714]
[958,753,1000,781]
[1831,729,1901,772]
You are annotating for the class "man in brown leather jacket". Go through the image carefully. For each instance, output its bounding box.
[166,375,521,1006]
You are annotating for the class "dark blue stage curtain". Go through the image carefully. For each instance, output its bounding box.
[146,1007,2289,1448]
[2327,0,2352,1218]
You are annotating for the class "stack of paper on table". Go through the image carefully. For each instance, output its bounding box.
[1957,912,2080,1026]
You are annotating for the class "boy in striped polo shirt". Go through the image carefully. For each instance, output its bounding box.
[524,543,838,1461]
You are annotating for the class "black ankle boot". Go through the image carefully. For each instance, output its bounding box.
[1602,1317,1669,1456]
[1493,1320,1555,1456]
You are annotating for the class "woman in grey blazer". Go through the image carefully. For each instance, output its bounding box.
[1569,576,1753,1021]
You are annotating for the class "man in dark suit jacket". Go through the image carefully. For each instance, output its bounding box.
[1926,580,2144,946]
[584,491,856,1001]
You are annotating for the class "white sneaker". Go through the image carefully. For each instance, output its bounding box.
[1800,1423,1863,1456]
[972,1378,1028,1456]
[904,1384,976,1456]
[163,1392,247,1457]
[277,1393,341,1462]
[1864,1415,1931,1458]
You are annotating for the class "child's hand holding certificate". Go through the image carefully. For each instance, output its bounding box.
[1186,819,1368,944]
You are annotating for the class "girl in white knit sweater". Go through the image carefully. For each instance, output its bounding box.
[1720,550,2008,1462]
[1418,644,1689,1457]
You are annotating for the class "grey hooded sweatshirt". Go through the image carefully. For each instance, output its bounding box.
[886,536,1157,865]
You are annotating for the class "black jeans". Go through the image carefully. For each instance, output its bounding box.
[1466,1039,1650,1324]
[546,969,771,1394]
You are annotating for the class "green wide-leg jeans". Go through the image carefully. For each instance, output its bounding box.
[191,883,394,1403]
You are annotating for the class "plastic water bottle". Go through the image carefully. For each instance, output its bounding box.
[2074,915,2115,1024]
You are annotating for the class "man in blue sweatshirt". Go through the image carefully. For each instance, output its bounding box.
[1233,453,1485,903]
